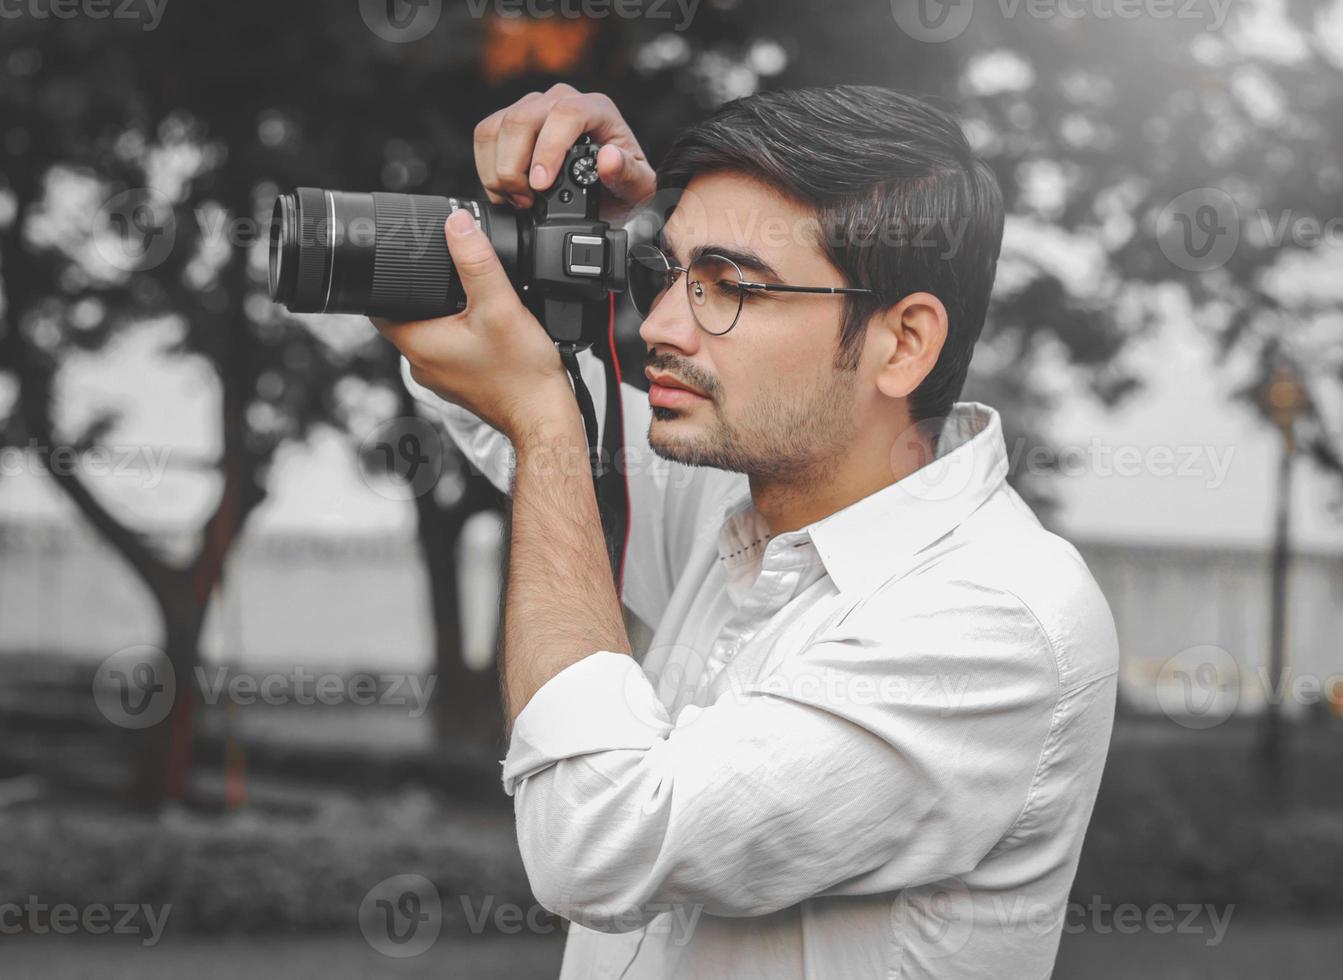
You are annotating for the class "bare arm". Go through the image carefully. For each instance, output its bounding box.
[501,402,632,726]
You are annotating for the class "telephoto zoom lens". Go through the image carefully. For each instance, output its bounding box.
[268,188,523,321]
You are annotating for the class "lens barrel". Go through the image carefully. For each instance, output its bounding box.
[268,188,521,320]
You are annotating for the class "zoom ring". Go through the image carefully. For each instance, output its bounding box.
[370,193,459,320]
[295,188,329,309]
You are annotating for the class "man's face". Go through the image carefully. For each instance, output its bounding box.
[639,171,865,482]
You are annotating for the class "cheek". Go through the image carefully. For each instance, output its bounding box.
[717,337,808,417]
[712,307,840,407]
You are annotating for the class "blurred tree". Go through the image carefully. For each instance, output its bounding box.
[5,0,1340,808]
[952,0,1343,493]
[0,11,340,806]
[616,0,1343,507]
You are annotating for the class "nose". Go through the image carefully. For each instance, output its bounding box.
[637,273,703,356]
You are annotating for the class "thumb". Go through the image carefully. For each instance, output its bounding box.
[596,144,657,209]
[445,207,513,310]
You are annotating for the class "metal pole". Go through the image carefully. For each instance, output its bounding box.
[1260,362,1304,811]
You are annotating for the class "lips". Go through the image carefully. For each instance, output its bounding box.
[645,368,706,397]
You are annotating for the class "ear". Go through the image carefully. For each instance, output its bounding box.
[871,291,948,400]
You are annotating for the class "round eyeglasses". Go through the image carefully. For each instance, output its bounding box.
[626,243,876,337]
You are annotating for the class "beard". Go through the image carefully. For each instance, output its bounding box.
[648,356,861,484]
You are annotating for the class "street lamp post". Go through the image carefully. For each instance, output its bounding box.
[1260,361,1306,811]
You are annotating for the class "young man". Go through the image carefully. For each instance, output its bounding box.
[379,83,1118,979]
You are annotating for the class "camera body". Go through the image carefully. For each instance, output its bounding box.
[269,137,627,349]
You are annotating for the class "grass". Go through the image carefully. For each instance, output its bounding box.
[0,786,536,935]
[2,713,1341,941]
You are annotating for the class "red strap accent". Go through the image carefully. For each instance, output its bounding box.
[607,291,630,600]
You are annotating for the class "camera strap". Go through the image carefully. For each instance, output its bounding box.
[555,294,630,601]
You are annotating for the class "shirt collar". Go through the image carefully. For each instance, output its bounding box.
[715,402,1009,599]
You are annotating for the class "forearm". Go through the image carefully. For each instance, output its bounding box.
[502,399,632,729]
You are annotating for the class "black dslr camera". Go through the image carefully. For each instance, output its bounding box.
[268,136,635,590]
[268,136,628,348]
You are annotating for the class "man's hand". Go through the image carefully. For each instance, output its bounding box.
[372,209,573,442]
[378,85,652,438]
[474,83,657,215]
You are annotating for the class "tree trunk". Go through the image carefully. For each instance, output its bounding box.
[403,387,506,745]
[129,592,206,808]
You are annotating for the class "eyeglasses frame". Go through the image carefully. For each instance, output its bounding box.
[629,244,877,336]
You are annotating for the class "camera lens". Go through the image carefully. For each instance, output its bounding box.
[268,188,522,321]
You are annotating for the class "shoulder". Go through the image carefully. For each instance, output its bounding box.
[838,482,1119,695]
[915,483,1119,692]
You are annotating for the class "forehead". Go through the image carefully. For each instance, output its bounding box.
[662,171,827,268]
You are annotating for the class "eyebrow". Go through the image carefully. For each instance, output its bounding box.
[659,231,785,283]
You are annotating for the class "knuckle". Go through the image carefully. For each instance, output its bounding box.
[498,108,529,131]
[495,160,526,184]
[547,82,578,98]
[552,97,586,121]
[474,112,503,143]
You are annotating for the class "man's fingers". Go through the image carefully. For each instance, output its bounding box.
[530,93,651,199]
[473,110,507,206]
[529,96,604,191]
[594,143,658,208]
[491,91,554,207]
[475,87,652,211]
[445,208,514,311]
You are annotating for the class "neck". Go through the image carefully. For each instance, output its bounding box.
[750,409,937,537]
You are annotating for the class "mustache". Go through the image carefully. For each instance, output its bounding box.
[644,350,718,398]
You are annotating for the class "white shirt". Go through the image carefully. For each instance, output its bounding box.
[405,352,1119,980]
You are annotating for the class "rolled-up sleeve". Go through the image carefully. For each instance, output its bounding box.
[502,582,1062,933]
[502,652,672,794]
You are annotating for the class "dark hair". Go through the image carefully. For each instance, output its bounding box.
[656,85,1004,424]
